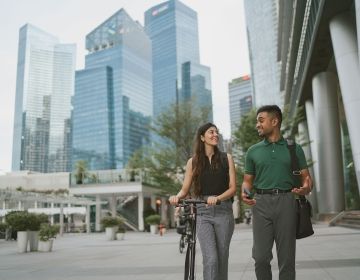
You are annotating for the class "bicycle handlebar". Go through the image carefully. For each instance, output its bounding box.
[178,199,221,205]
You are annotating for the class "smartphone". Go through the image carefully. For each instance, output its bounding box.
[243,188,253,199]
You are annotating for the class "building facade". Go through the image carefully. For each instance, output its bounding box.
[181,61,213,121]
[278,0,360,215]
[12,24,75,173]
[73,9,152,170]
[145,0,212,121]
[228,75,253,135]
[244,0,282,107]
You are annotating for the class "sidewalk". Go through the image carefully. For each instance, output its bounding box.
[0,224,359,280]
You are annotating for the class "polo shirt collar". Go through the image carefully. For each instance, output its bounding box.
[263,136,286,146]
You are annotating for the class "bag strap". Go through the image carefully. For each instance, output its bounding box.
[286,138,305,199]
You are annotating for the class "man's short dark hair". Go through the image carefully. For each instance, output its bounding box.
[257,105,282,126]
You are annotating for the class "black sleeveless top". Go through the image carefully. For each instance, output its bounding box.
[199,152,229,196]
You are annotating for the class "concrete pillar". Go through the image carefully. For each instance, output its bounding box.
[312,72,345,213]
[3,201,6,209]
[330,13,360,193]
[50,202,54,224]
[95,195,101,231]
[355,0,360,64]
[109,194,117,217]
[150,195,156,210]
[297,121,318,214]
[86,205,91,234]
[138,193,144,231]
[59,203,64,236]
[160,197,167,225]
[18,201,22,210]
[34,201,38,209]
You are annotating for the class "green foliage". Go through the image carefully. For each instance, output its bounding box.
[38,223,60,241]
[6,212,50,232]
[100,216,123,228]
[143,206,156,220]
[27,213,42,231]
[233,109,260,154]
[145,214,161,225]
[0,222,8,232]
[74,160,88,184]
[5,211,30,231]
[117,226,126,233]
[127,98,212,194]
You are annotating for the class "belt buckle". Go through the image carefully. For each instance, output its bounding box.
[273,189,279,195]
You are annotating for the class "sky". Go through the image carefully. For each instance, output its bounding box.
[0,0,250,173]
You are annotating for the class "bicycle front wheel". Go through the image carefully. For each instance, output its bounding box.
[179,235,185,254]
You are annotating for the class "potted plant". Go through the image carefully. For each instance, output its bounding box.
[27,213,41,252]
[5,211,30,253]
[0,222,7,239]
[101,216,122,241]
[116,225,126,241]
[74,160,88,184]
[38,223,60,252]
[145,214,161,234]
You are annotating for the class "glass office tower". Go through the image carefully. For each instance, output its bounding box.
[244,0,281,107]
[12,24,75,172]
[73,9,152,170]
[228,76,253,135]
[145,0,212,119]
[181,61,213,121]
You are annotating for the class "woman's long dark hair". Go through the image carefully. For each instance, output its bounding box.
[192,122,221,196]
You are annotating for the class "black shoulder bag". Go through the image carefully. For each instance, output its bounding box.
[286,139,314,239]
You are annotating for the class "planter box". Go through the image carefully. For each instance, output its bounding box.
[116,233,125,240]
[38,240,54,252]
[150,225,158,234]
[17,231,28,253]
[105,226,118,241]
[28,231,39,252]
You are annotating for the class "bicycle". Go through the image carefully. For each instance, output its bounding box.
[176,199,208,280]
[176,205,192,254]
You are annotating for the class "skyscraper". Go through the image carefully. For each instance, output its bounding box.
[12,24,75,173]
[244,0,281,107]
[145,0,212,120]
[181,61,213,121]
[72,9,152,170]
[228,75,253,135]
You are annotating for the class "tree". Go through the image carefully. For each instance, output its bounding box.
[128,98,212,194]
[74,160,88,184]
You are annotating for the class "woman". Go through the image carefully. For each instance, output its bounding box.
[169,122,236,280]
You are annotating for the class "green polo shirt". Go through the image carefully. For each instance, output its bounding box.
[244,137,307,190]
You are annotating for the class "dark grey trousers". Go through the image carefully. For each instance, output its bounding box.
[252,192,297,280]
[196,200,234,280]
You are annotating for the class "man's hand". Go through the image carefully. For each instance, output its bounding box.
[292,176,312,195]
[241,190,256,206]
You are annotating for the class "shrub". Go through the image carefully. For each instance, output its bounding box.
[38,224,60,241]
[5,211,30,231]
[117,226,126,233]
[100,216,123,228]
[145,214,161,225]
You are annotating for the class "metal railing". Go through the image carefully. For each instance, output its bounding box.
[69,168,153,186]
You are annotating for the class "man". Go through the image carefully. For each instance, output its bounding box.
[242,105,312,280]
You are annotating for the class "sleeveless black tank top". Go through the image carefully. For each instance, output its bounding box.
[199,152,229,196]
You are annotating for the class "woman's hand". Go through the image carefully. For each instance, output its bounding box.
[169,195,180,205]
[206,196,218,206]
